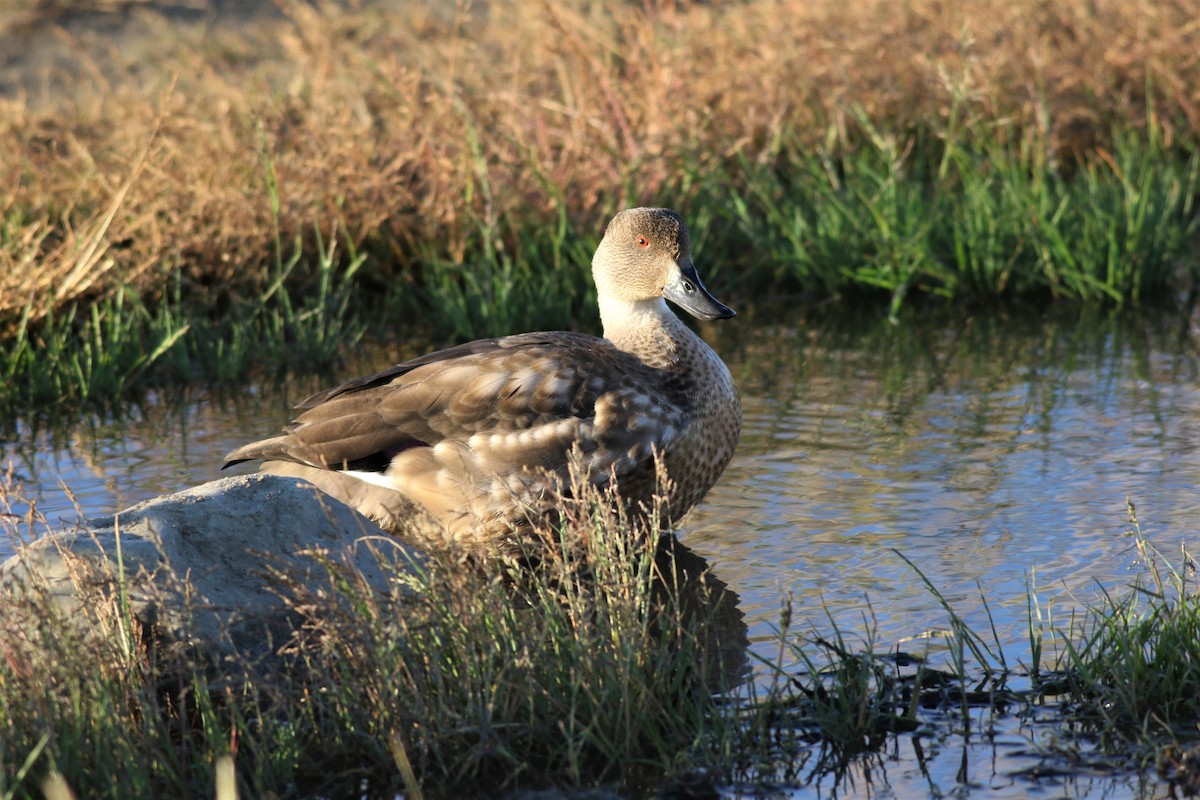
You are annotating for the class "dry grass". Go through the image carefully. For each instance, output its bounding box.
[1,0,1198,321]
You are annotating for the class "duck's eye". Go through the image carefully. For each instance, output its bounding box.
[636,236,649,248]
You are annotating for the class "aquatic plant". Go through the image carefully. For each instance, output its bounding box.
[1049,502,1200,748]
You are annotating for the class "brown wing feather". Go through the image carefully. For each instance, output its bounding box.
[223,332,685,489]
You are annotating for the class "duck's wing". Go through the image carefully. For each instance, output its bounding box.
[223,332,684,497]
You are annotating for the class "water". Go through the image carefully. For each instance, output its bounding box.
[693,305,1200,651]
[4,304,1199,797]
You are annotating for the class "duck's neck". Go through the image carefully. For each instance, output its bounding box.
[599,296,697,369]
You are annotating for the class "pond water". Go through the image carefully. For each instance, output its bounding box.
[4,302,1199,798]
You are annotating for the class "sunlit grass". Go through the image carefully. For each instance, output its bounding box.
[0,468,747,798]
[0,223,365,424]
[4,119,1198,423]
[4,0,1197,326]
[1,0,1199,419]
[1050,502,1200,749]
[723,117,1200,318]
[3,457,1200,796]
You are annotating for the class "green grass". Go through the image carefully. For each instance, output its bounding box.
[0,223,366,426]
[1046,502,1200,749]
[716,117,1200,319]
[3,112,1198,425]
[4,454,1200,796]
[0,470,747,798]
[410,203,595,342]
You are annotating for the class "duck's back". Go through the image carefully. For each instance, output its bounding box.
[225,330,722,546]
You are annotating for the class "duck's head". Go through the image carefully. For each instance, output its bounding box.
[592,207,735,322]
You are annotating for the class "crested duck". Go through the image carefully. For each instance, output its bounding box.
[223,207,741,549]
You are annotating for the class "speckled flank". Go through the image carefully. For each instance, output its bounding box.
[224,208,741,552]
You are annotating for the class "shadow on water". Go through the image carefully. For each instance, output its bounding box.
[3,301,1200,796]
[653,534,751,687]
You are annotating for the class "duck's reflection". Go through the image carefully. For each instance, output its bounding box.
[651,533,750,691]
[495,529,750,693]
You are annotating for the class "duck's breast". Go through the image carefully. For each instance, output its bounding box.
[654,335,742,521]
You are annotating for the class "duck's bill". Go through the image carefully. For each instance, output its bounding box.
[664,261,736,321]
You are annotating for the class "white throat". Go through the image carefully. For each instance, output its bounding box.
[598,295,699,370]
[598,295,675,339]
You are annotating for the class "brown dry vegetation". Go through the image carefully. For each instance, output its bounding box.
[1,0,1198,321]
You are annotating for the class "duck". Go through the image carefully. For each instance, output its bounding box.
[223,207,741,550]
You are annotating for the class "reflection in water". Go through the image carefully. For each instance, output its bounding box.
[3,304,1199,796]
[687,304,1200,655]
[742,714,1162,800]
[3,377,329,539]
[652,535,750,689]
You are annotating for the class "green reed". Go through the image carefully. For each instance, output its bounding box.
[1047,502,1200,749]
[713,117,1200,319]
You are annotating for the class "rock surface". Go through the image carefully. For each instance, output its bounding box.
[0,473,422,659]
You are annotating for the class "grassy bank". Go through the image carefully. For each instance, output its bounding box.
[3,0,1198,319]
[3,465,1199,797]
[0,471,745,798]
[1,0,1200,418]
[3,121,1198,421]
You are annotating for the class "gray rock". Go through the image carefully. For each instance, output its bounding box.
[0,473,424,660]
